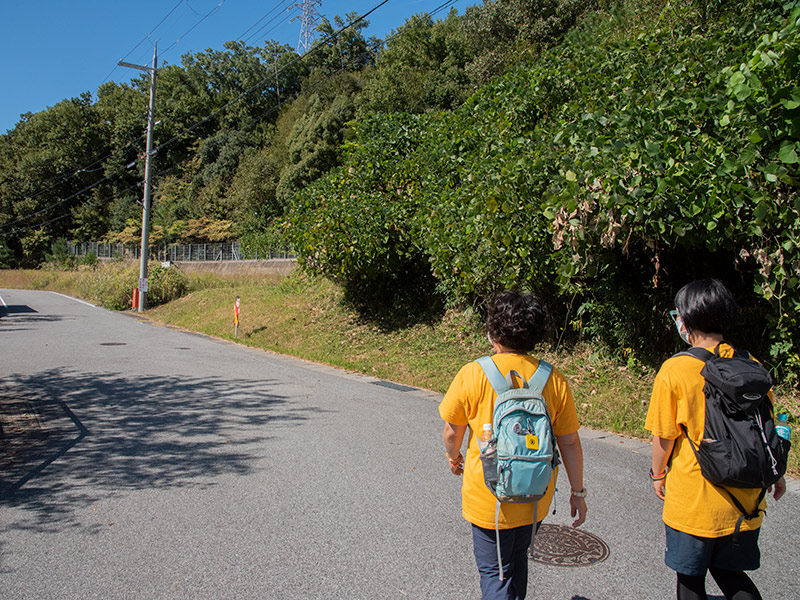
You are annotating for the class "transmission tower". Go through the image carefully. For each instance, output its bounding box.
[292,0,322,54]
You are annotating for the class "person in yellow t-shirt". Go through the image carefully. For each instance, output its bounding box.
[646,279,786,600]
[439,290,587,600]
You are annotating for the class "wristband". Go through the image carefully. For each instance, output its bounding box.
[447,453,463,465]
[649,468,667,481]
[570,488,588,498]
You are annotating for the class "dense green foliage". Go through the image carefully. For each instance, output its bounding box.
[285,0,800,380]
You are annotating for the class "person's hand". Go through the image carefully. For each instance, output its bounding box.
[447,454,463,476]
[653,477,666,501]
[770,476,786,501]
[569,494,586,527]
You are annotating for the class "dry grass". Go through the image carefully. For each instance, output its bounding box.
[146,272,656,438]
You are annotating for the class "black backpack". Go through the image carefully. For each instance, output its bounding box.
[676,345,790,533]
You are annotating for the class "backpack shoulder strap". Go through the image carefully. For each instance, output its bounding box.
[677,344,754,362]
[476,356,508,395]
[673,347,714,361]
[527,360,553,395]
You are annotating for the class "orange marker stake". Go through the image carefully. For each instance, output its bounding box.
[234,296,240,337]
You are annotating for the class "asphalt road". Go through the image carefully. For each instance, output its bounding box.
[1,289,798,599]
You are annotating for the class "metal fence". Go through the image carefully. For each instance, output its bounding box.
[69,241,295,262]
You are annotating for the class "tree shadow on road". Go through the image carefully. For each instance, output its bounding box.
[0,367,310,533]
[0,304,66,332]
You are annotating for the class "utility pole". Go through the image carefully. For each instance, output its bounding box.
[119,43,157,312]
[273,47,281,106]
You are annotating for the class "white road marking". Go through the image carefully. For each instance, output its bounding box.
[49,291,96,308]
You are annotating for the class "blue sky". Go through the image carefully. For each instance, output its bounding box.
[0,0,475,135]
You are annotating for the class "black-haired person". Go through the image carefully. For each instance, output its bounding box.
[439,290,587,600]
[645,279,786,600]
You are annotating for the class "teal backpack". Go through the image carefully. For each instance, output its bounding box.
[475,356,560,579]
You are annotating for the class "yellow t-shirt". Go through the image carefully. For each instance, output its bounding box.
[439,353,579,529]
[645,343,767,537]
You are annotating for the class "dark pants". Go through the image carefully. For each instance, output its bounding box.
[471,522,540,600]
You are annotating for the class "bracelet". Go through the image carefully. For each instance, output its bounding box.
[447,453,463,465]
[570,488,588,498]
[649,468,667,481]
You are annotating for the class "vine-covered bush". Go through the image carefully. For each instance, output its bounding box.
[285,0,800,377]
[283,113,441,324]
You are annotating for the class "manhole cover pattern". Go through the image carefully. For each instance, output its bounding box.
[530,524,610,566]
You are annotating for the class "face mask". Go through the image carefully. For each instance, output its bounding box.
[671,310,691,345]
[677,322,691,345]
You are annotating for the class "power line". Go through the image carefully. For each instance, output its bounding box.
[0,173,115,233]
[147,1,391,160]
[5,0,241,210]
[160,1,228,58]
[430,0,460,17]
[8,0,332,212]
[185,0,220,18]
[242,3,300,47]
[97,0,186,90]
[1,3,388,237]
[237,0,293,43]
[19,3,293,212]
[0,125,148,209]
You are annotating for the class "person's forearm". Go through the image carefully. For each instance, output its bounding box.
[556,431,584,491]
[650,435,675,500]
[651,436,675,476]
[443,423,466,460]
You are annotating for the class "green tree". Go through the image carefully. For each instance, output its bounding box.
[284,112,441,325]
[0,94,110,265]
[275,71,364,206]
[360,11,473,114]
[228,146,284,231]
[462,0,595,85]
[305,14,379,77]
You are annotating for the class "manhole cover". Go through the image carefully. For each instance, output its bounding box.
[530,524,610,566]
[99,342,127,346]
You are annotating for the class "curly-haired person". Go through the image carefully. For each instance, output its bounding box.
[439,290,587,600]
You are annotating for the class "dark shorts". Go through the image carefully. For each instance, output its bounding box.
[664,524,761,576]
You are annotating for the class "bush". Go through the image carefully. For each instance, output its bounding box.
[78,262,139,310]
[77,252,98,267]
[146,263,188,306]
[74,261,188,309]
[44,238,76,270]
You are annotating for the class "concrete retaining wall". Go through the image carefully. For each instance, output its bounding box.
[170,259,297,276]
